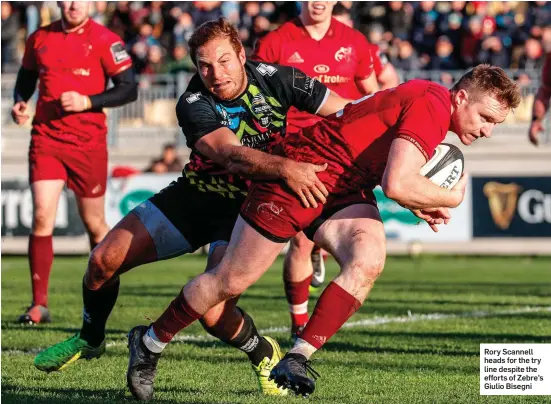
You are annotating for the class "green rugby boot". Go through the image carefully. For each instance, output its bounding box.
[34,333,105,372]
[251,336,288,396]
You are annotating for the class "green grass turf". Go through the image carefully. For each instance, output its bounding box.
[2,255,550,403]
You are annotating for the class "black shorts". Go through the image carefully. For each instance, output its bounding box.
[133,175,246,259]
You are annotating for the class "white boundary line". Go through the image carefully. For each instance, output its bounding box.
[3,306,550,356]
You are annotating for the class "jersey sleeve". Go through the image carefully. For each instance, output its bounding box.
[251,30,282,63]
[22,31,38,71]
[395,86,450,161]
[543,52,551,90]
[176,92,224,148]
[272,65,329,114]
[370,44,384,78]
[97,29,133,77]
[354,33,374,81]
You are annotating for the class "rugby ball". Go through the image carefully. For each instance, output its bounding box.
[419,143,464,189]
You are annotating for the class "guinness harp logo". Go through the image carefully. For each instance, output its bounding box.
[483,182,523,230]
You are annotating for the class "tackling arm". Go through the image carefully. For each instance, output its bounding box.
[196,128,328,208]
[381,138,466,209]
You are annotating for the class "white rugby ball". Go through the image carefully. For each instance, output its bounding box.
[420,143,464,189]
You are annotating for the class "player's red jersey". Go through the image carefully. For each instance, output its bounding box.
[253,17,373,131]
[369,42,388,79]
[22,19,132,148]
[542,52,551,90]
[282,80,451,194]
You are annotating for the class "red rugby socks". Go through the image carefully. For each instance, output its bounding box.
[29,235,54,307]
[300,282,361,349]
[151,292,202,343]
[284,274,312,328]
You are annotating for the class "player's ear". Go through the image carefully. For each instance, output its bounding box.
[454,89,469,107]
[238,46,246,65]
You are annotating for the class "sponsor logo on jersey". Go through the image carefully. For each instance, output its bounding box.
[186,92,201,104]
[293,70,315,95]
[313,74,352,84]
[216,104,246,129]
[251,93,272,127]
[314,64,330,74]
[72,68,91,76]
[335,46,353,62]
[110,41,130,64]
[256,63,278,76]
[287,51,304,64]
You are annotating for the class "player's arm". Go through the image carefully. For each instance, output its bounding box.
[178,91,328,208]
[355,72,379,95]
[377,63,400,90]
[12,32,39,126]
[61,67,138,112]
[316,90,353,116]
[528,53,551,146]
[196,128,328,208]
[12,67,39,125]
[381,138,467,210]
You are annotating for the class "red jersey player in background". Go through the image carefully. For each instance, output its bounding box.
[332,2,400,90]
[528,51,551,146]
[252,0,379,339]
[11,1,137,324]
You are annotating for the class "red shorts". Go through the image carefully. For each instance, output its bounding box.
[29,144,108,198]
[240,181,377,242]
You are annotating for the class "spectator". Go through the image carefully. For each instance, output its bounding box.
[461,16,484,67]
[144,143,184,173]
[386,1,413,41]
[477,35,510,68]
[429,36,460,70]
[165,44,195,74]
[518,37,545,70]
[391,40,423,70]
[173,11,194,46]
[190,1,222,27]
[130,23,161,73]
[1,1,19,73]
[91,1,109,26]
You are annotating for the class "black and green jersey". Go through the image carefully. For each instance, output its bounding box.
[176,60,329,196]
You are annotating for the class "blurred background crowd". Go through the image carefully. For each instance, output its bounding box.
[2,1,550,77]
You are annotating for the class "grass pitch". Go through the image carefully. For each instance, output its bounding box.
[2,255,550,403]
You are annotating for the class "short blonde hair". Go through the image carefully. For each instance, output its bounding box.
[452,64,521,109]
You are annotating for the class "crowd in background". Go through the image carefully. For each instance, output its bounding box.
[2,1,551,79]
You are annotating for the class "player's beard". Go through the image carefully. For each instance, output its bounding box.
[214,65,247,101]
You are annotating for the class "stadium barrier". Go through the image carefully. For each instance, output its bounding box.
[2,174,550,255]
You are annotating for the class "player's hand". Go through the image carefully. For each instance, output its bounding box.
[411,207,451,233]
[60,91,90,112]
[528,120,543,146]
[282,160,329,209]
[449,172,468,208]
[11,101,30,126]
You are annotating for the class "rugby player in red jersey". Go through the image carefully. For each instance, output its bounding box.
[253,0,379,339]
[126,65,520,397]
[331,2,400,90]
[528,51,551,146]
[11,1,136,324]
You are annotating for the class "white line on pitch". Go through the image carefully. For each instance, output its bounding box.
[4,306,550,356]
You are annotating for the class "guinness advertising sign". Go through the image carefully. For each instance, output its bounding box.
[472,177,551,237]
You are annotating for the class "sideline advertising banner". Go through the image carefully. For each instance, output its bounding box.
[472,177,551,237]
[104,173,179,227]
[1,180,85,237]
